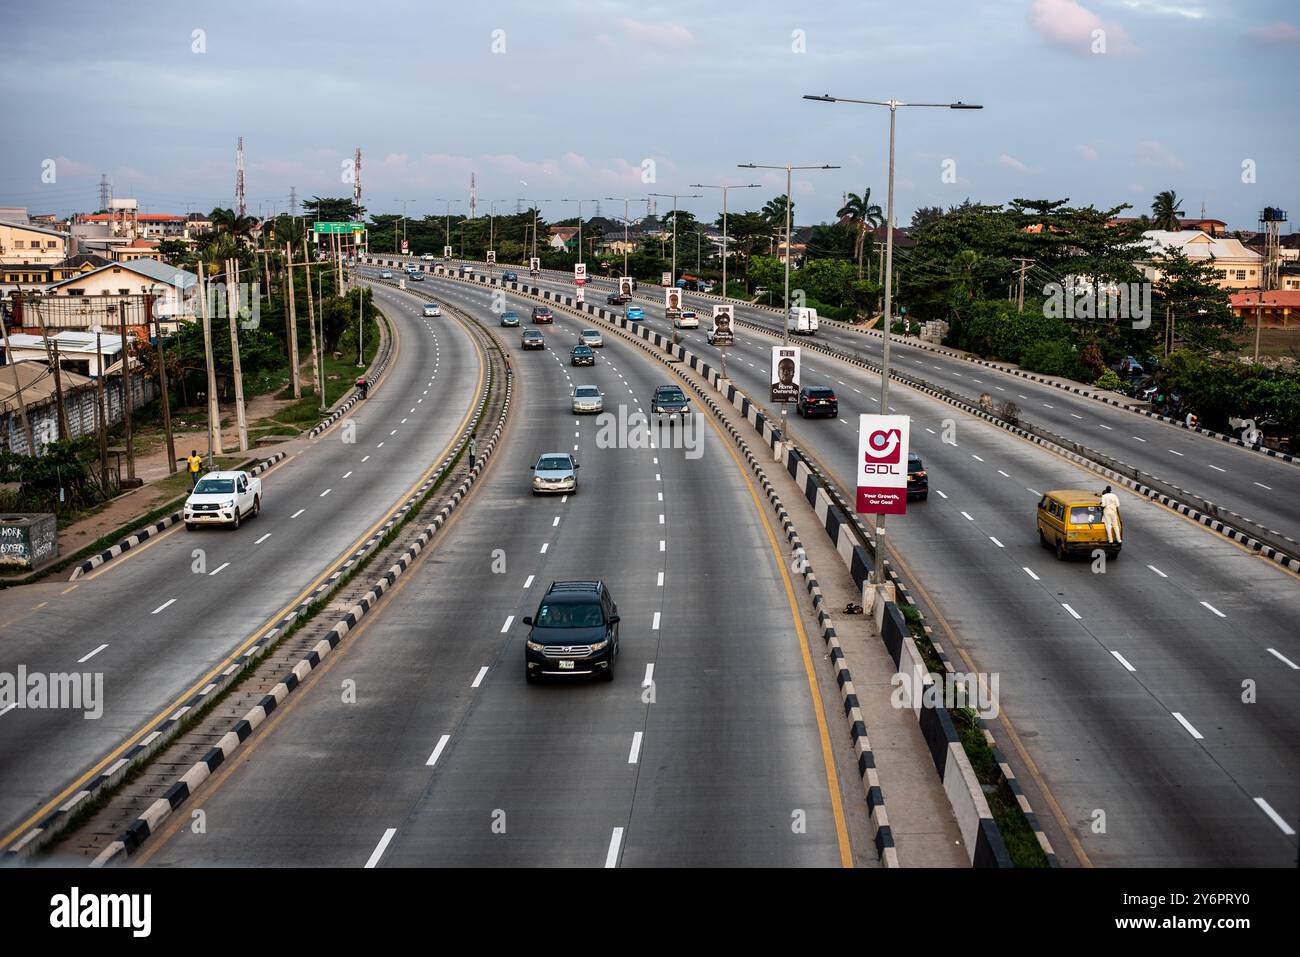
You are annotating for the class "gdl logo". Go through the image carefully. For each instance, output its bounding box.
[863,428,901,474]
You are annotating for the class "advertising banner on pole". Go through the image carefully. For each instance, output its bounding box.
[529,257,541,274]
[486,250,497,264]
[856,414,910,515]
[401,239,408,253]
[575,285,585,303]
[574,262,586,284]
[443,246,452,259]
[770,346,800,403]
[619,276,634,297]
[711,304,734,345]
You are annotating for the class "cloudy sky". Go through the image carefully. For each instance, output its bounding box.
[4,0,1297,230]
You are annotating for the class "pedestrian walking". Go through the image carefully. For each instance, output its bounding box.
[1100,485,1122,544]
[468,433,478,469]
[178,449,204,488]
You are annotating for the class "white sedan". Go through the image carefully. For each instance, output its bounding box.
[674,310,699,329]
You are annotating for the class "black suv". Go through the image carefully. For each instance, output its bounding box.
[651,384,689,422]
[797,386,838,418]
[522,581,620,683]
[570,344,596,366]
[607,291,631,305]
[906,452,928,500]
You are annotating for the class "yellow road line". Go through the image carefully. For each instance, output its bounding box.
[1,311,487,852]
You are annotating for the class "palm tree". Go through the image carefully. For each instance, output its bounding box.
[209,207,257,243]
[837,188,885,279]
[1151,190,1184,231]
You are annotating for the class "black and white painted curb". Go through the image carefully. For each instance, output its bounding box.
[67,451,289,582]
[90,330,509,867]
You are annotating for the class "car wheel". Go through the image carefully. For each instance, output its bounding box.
[919,492,928,501]
[252,496,261,518]
[1055,538,1067,561]
[1108,548,1121,562]
[1039,528,1050,548]
[602,657,615,682]
[232,508,241,530]
[186,522,196,531]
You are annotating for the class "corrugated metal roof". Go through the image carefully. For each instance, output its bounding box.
[44,257,197,292]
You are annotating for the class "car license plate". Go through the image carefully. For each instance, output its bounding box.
[558,660,575,670]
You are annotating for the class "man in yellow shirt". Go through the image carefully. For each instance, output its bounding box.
[178,449,204,488]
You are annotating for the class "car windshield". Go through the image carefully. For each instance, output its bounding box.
[194,479,234,494]
[657,388,685,403]
[538,456,572,471]
[576,387,600,397]
[574,346,591,353]
[1069,505,1105,525]
[524,331,541,338]
[534,601,604,628]
[583,330,599,337]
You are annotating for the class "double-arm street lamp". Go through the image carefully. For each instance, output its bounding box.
[433,198,461,251]
[647,191,702,286]
[604,196,639,278]
[804,92,982,588]
[690,182,760,304]
[393,198,415,254]
[560,199,598,265]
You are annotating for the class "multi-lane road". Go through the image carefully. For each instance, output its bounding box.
[132,274,859,868]
[377,261,1300,867]
[0,284,483,851]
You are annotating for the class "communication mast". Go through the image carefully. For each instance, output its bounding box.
[98,173,112,211]
[235,136,246,217]
[353,147,363,216]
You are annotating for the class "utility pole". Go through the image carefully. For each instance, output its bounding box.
[605,197,635,279]
[148,291,177,473]
[691,183,761,304]
[197,261,223,462]
[302,238,324,413]
[285,242,301,398]
[0,299,35,453]
[118,300,135,480]
[94,329,108,484]
[30,299,69,441]
[1013,257,1034,312]
[227,258,249,452]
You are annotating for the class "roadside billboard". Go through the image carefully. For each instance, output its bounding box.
[856,414,910,515]
[711,304,734,346]
[770,346,800,403]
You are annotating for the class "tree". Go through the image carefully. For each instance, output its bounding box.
[910,206,945,230]
[1150,248,1239,353]
[1151,190,1183,231]
[720,211,770,277]
[837,188,885,279]
[302,196,365,223]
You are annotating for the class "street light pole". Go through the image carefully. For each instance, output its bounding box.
[393,198,414,254]
[691,183,760,303]
[561,199,597,265]
[804,92,982,588]
[605,197,637,278]
[648,191,702,285]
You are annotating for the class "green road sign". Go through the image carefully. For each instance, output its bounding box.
[314,221,366,234]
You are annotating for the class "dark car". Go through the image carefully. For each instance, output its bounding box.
[797,386,838,418]
[500,311,521,327]
[523,580,620,682]
[651,384,689,422]
[502,270,518,282]
[570,344,595,366]
[906,452,928,500]
[532,305,554,323]
[521,329,545,350]
[607,291,631,305]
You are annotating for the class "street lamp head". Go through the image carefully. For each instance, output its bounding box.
[950,102,983,109]
[803,94,836,102]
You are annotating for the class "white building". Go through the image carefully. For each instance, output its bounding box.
[1137,230,1264,290]
[0,220,69,265]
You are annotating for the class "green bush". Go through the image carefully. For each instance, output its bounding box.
[1021,339,1086,379]
[1094,369,1123,391]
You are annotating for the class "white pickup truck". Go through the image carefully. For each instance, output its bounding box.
[184,470,262,530]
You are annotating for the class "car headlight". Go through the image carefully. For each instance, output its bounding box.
[526,641,545,652]
[589,639,609,652]
[224,500,236,509]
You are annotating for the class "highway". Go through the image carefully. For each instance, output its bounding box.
[134,275,858,868]
[415,258,1300,546]
[0,284,484,850]
[405,264,1300,866]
